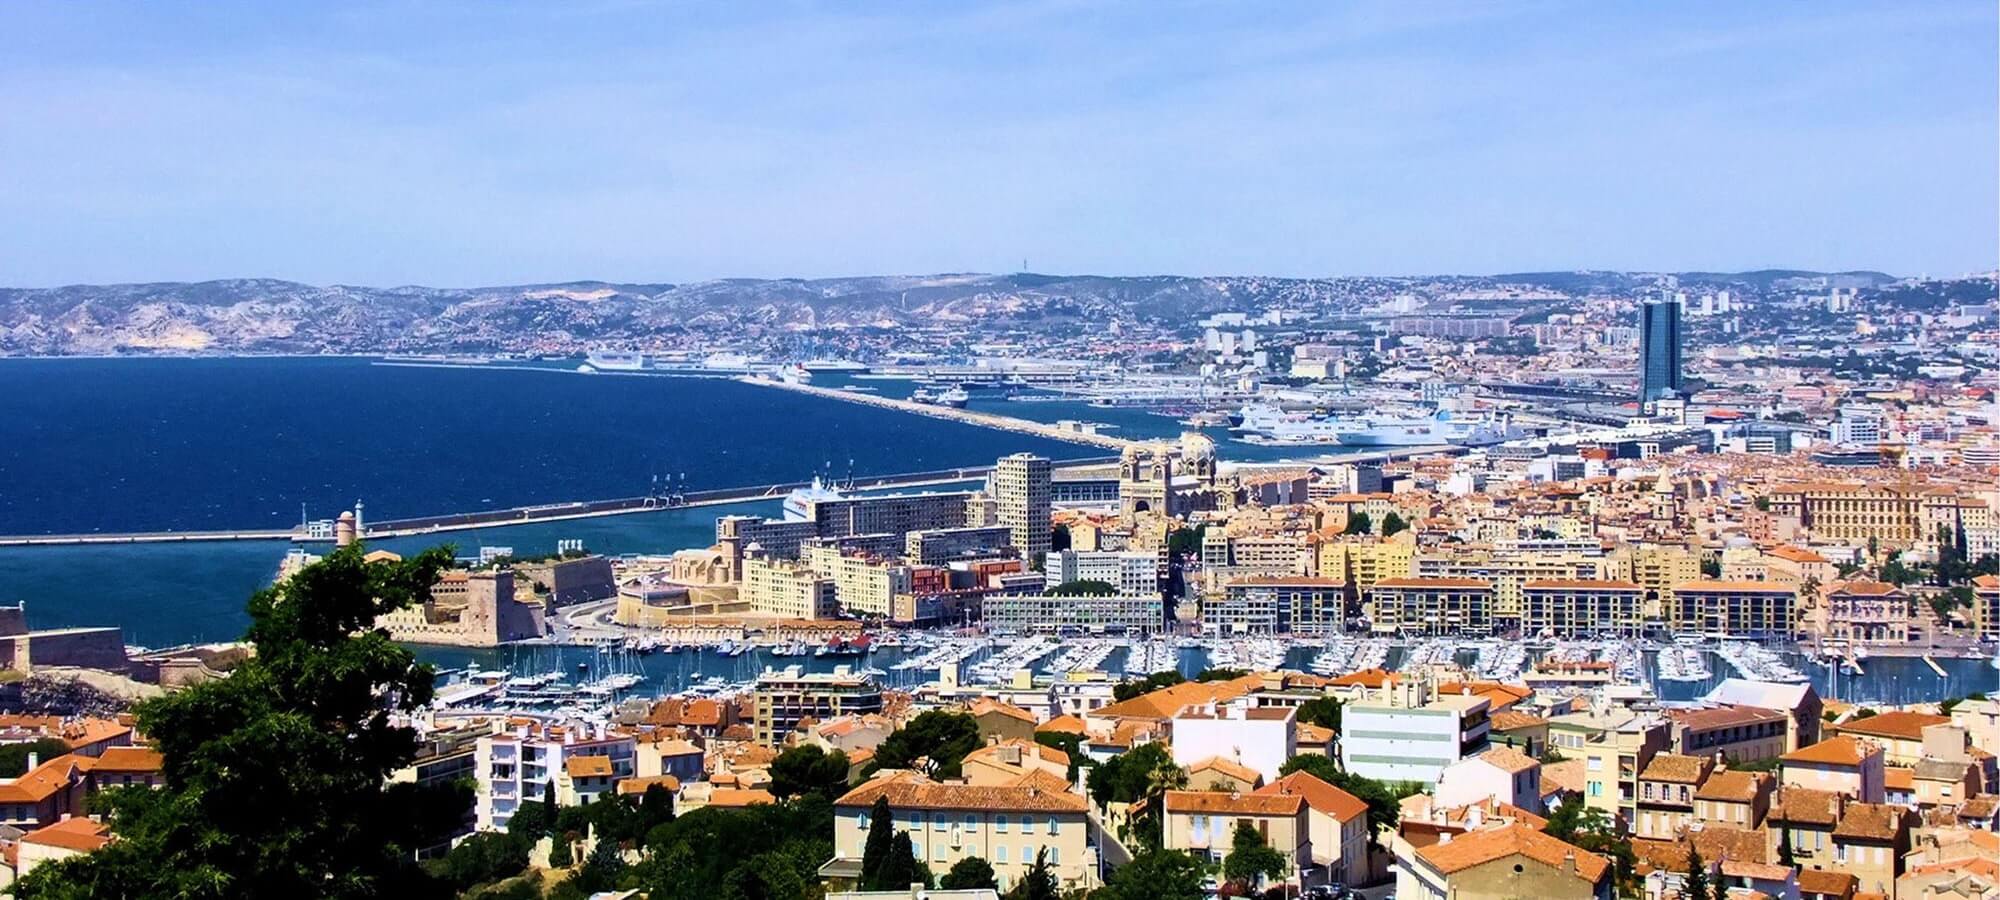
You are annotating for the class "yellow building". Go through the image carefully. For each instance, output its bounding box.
[1767,481,1961,548]
[1399,822,1613,900]
[1974,574,2000,642]
[831,775,1096,891]
[1416,549,1617,626]
[1316,533,1416,593]
[741,554,838,620]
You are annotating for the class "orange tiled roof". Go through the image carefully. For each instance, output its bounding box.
[1039,715,1087,735]
[1638,753,1710,784]
[1163,789,1302,816]
[1832,710,1949,742]
[1694,770,1772,803]
[1372,577,1492,590]
[1769,787,1843,827]
[616,774,681,795]
[81,746,162,774]
[20,816,109,853]
[0,755,81,804]
[1473,746,1539,775]
[1256,771,1368,823]
[565,755,614,778]
[1783,735,1877,767]
[1186,756,1262,785]
[1090,673,1264,721]
[836,775,1087,814]
[1413,822,1609,882]
[1832,802,1905,842]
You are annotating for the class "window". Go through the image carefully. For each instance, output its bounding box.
[1022,845,1033,865]
[1049,846,1060,865]
[1047,816,1060,834]
[1020,817,1035,835]
[996,846,1008,864]
[995,815,1009,833]
[934,812,948,831]
[965,813,979,828]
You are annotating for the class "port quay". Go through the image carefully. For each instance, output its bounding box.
[0,460,1111,547]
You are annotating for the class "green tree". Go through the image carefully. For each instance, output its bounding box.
[1541,796,1635,896]
[1294,696,1342,731]
[1380,512,1408,537]
[628,795,834,900]
[1113,671,1186,702]
[860,796,896,889]
[1195,668,1248,682]
[508,798,552,841]
[1050,524,1072,553]
[871,710,982,778]
[1166,526,1207,557]
[1682,846,1710,900]
[768,743,852,800]
[549,831,575,868]
[0,737,73,778]
[1005,848,1060,900]
[941,856,999,891]
[1046,579,1118,597]
[1087,742,1186,848]
[1345,511,1372,535]
[15,545,465,900]
[874,831,931,891]
[1035,730,1092,781]
[1096,850,1206,900]
[428,832,530,893]
[1222,822,1286,889]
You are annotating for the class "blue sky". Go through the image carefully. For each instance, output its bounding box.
[1,2,1993,286]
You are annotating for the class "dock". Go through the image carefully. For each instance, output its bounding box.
[0,457,1117,548]
[737,375,1145,451]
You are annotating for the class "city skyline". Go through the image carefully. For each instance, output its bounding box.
[2,2,1994,287]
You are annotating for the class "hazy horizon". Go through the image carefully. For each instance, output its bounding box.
[3,2,1995,286]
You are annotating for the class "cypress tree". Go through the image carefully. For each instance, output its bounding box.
[859,796,895,889]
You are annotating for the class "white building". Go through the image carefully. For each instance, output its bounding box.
[475,721,638,831]
[1043,549,1161,596]
[1339,680,1491,787]
[1434,746,1542,811]
[1171,700,1296,784]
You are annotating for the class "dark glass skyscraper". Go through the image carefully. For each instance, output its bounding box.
[1639,293,1684,403]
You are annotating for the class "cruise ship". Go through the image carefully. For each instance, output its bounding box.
[1336,409,1527,447]
[1229,403,1360,444]
[583,350,646,371]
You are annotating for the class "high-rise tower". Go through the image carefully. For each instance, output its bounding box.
[1639,292,1684,405]
[993,453,1052,560]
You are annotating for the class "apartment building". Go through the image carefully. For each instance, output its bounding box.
[1341,679,1491,786]
[1521,579,1646,638]
[753,665,883,747]
[804,543,913,618]
[1162,790,1311,884]
[1691,769,1774,830]
[1316,536,1416,593]
[1665,704,1790,762]
[832,776,1096,891]
[742,552,839,620]
[1368,577,1494,637]
[1632,753,1713,839]
[1416,550,1614,628]
[475,721,637,831]
[980,592,1166,637]
[1780,736,1885,803]
[1546,709,1668,829]
[1043,549,1162,596]
[1822,579,1919,643]
[1255,771,1371,887]
[1766,481,1960,547]
[1670,580,1797,638]
[1213,576,1348,635]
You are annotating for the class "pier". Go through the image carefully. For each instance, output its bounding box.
[736,375,1146,451]
[0,458,1117,548]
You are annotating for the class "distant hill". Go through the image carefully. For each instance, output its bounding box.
[0,268,1939,355]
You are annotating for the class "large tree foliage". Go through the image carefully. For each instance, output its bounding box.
[1293,696,1342,731]
[16,545,465,900]
[1113,671,1187,702]
[940,856,998,891]
[1096,850,1206,900]
[1087,742,1186,848]
[859,796,896,889]
[768,744,852,801]
[1222,822,1286,888]
[1682,846,1710,900]
[871,711,981,778]
[628,794,834,900]
[1004,848,1059,900]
